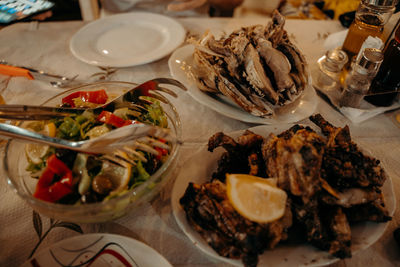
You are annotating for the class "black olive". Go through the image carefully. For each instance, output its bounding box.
[55,148,77,169]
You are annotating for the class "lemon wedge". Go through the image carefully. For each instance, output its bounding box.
[25,143,49,164]
[226,174,287,224]
[25,122,56,164]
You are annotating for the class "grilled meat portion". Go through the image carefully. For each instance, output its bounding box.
[319,206,352,258]
[344,194,391,223]
[181,115,391,266]
[208,131,266,181]
[309,114,386,188]
[262,125,325,197]
[320,187,381,208]
[180,180,292,267]
[309,114,390,224]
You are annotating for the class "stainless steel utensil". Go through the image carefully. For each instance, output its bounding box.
[0,78,187,120]
[0,122,178,155]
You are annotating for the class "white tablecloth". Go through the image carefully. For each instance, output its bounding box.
[0,17,399,267]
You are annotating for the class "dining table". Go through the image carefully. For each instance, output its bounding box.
[0,14,400,267]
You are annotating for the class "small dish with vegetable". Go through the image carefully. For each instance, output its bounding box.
[4,81,181,223]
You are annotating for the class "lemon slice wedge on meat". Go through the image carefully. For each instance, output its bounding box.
[226,174,287,223]
[25,122,56,164]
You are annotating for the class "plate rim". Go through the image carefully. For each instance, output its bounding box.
[70,12,186,67]
[171,124,396,267]
[22,233,172,267]
[168,44,318,125]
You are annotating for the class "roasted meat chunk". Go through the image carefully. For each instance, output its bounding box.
[262,125,325,197]
[180,180,292,267]
[310,114,386,188]
[208,130,266,181]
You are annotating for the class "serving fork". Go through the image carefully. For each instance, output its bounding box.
[0,78,187,120]
[0,122,178,156]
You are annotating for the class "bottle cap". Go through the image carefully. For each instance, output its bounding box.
[363,0,397,7]
[358,48,384,73]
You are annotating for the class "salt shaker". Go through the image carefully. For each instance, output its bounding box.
[339,48,384,108]
[315,48,348,92]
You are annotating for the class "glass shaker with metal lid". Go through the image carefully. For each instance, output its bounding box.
[339,48,384,108]
[342,0,397,61]
[315,48,348,93]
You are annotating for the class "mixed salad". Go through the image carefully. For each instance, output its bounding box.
[25,89,170,204]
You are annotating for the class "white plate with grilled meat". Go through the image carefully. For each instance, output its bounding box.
[70,12,186,67]
[171,124,396,267]
[168,45,318,125]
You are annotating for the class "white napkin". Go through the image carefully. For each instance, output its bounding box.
[340,104,400,124]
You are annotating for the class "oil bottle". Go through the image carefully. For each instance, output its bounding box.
[342,0,397,62]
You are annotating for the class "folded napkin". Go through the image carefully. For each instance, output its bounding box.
[316,85,400,123]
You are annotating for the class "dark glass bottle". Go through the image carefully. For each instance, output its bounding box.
[365,23,400,106]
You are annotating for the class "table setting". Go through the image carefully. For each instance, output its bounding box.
[0,9,400,267]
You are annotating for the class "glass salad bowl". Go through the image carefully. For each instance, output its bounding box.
[4,81,181,223]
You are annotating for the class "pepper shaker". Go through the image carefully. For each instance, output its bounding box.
[339,48,384,108]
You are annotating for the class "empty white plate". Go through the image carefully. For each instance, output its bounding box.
[70,12,186,67]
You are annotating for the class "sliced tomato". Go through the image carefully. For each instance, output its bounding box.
[97,111,140,128]
[62,89,108,107]
[97,111,126,128]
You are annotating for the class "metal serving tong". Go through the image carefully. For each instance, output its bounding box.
[0,78,187,120]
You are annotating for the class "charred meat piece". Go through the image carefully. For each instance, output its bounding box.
[319,206,352,258]
[292,198,352,259]
[291,197,324,244]
[208,131,266,181]
[343,193,391,223]
[180,180,292,267]
[320,187,382,208]
[262,125,325,197]
[310,114,386,188]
